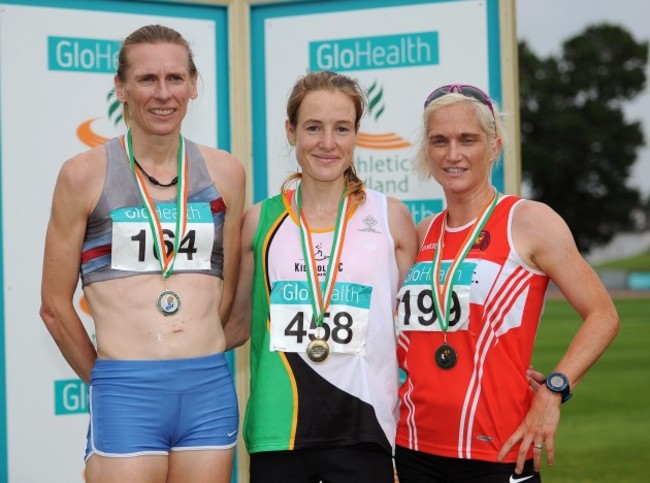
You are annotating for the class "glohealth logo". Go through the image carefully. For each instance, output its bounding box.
[54,379,88,415]
[48,36,120,73]
[47,35,123,148]
[309,31,439,72]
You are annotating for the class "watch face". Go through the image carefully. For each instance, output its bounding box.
[549,374,567,390]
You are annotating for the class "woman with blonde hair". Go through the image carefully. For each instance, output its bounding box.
[393,84,619,482]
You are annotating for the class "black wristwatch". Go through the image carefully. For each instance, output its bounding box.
[545,371,573,404]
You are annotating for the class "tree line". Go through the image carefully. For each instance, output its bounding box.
[519,24,649,253]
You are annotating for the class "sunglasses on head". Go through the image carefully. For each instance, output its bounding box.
[424,84,497,136]
[423,84,495,116]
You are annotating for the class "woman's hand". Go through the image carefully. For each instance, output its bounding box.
[497,387,561,474]
[527,366,546,393]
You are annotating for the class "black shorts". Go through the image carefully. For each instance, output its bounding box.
[249,443,394,483]
[395,445,541,483]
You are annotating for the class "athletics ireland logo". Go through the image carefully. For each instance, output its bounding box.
[76,87,122,148]
[357,80,411,151]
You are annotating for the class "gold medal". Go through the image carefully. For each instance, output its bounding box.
[296,184,349,362]
[306,337,330,363]
[435,343,457,369]
[157,289,181,316]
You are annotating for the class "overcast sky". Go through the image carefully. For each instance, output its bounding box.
[516,0,650,196]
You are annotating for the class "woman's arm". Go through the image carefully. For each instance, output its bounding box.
[498,200,619,473]
[202,147,246,323]
[40,152,103,384]
[223,203,261,350]
[387,197,418,287]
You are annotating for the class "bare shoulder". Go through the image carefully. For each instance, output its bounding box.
[60,145,105,180]
[56,145,106,207]
[513,199,573,242]
[243,202,262,226]
[512,199,578,271]
[513,198,566,228]
[386,195,412,220]
[197,144,245,188]
[415,214,436,242]
[241,202,263,244]
[386,196,416,236]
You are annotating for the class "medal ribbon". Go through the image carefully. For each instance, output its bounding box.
[123,130,189,279]
[296,183,350,328]
[431,190,498,332]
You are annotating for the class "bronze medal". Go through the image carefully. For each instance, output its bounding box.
[435,343,457,369]
[157,289,181,316]
[430,192,498,372]
[306,338,330,363]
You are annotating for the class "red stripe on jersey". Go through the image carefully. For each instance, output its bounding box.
[81,244,111,263]
[459,267,532,458]
[211,197,226,214]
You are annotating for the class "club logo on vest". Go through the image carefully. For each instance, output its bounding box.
[358,215,381,233]
[294,244,344,273]
[472,230,491,251]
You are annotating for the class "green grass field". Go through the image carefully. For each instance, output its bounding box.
[532,296,650,483]
[594,250,650,271]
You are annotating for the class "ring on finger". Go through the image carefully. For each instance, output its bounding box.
[533,443,544,450]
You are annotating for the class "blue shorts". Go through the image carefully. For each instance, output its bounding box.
[85,352,238,460]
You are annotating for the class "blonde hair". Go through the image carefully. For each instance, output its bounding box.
[282,71,366,207]
[414,92,506,179]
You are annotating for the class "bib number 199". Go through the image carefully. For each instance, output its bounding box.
[399,288,461,327]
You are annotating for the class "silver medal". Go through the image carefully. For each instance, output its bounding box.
[157,290,181,316]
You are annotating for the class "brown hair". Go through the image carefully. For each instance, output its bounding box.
[282,70,367,207]
[116,25,198,126]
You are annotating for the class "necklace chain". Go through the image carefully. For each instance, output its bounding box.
[133,157,178,188]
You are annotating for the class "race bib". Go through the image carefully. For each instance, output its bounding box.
[110,202,214,272]
[269,280,372,356]
[396,260,476,332]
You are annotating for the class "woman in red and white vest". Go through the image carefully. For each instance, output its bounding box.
[394,84,619,483]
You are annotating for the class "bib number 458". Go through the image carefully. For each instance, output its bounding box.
[285,311,353,344]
